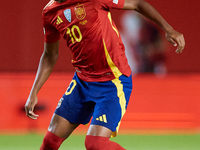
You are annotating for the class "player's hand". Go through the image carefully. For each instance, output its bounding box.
[165,28,185,53]
[25,94,39,120]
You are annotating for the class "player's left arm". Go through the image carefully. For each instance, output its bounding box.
[123,0,185,53]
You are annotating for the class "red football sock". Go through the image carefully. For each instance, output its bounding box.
[85,135,126,150]
[40,131,65,150]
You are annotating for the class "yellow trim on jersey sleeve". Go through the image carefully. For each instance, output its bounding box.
[108,12,119,37]
[103,39,122,78]
[111,78,126,137]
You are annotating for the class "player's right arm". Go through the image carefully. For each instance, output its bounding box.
[25,41,60,119]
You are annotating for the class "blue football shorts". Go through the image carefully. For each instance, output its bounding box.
[55,73,132,137]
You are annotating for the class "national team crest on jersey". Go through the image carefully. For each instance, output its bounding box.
[74,4,86,20]
[64,9,71,22]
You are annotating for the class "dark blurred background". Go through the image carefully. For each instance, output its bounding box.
[0,0,199,73]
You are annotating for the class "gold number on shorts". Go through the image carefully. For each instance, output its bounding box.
[65,79,77,95]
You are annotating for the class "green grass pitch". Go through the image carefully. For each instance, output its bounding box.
[0,134,200,150]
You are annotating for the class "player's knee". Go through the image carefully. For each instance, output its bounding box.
[40,131,65,150]
[85,135,109,150]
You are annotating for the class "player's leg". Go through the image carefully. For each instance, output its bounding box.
[40,73,95,150]
[85,125,126,150]
[84,74,132,150]
[48,113,79,139]
[40,113,79,150]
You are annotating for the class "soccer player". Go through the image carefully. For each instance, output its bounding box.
[25,0,185,149]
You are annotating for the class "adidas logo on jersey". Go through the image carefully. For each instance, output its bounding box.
[56,16,63,25]
[96,114,107,123]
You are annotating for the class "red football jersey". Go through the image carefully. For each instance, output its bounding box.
[43,0,131,82]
